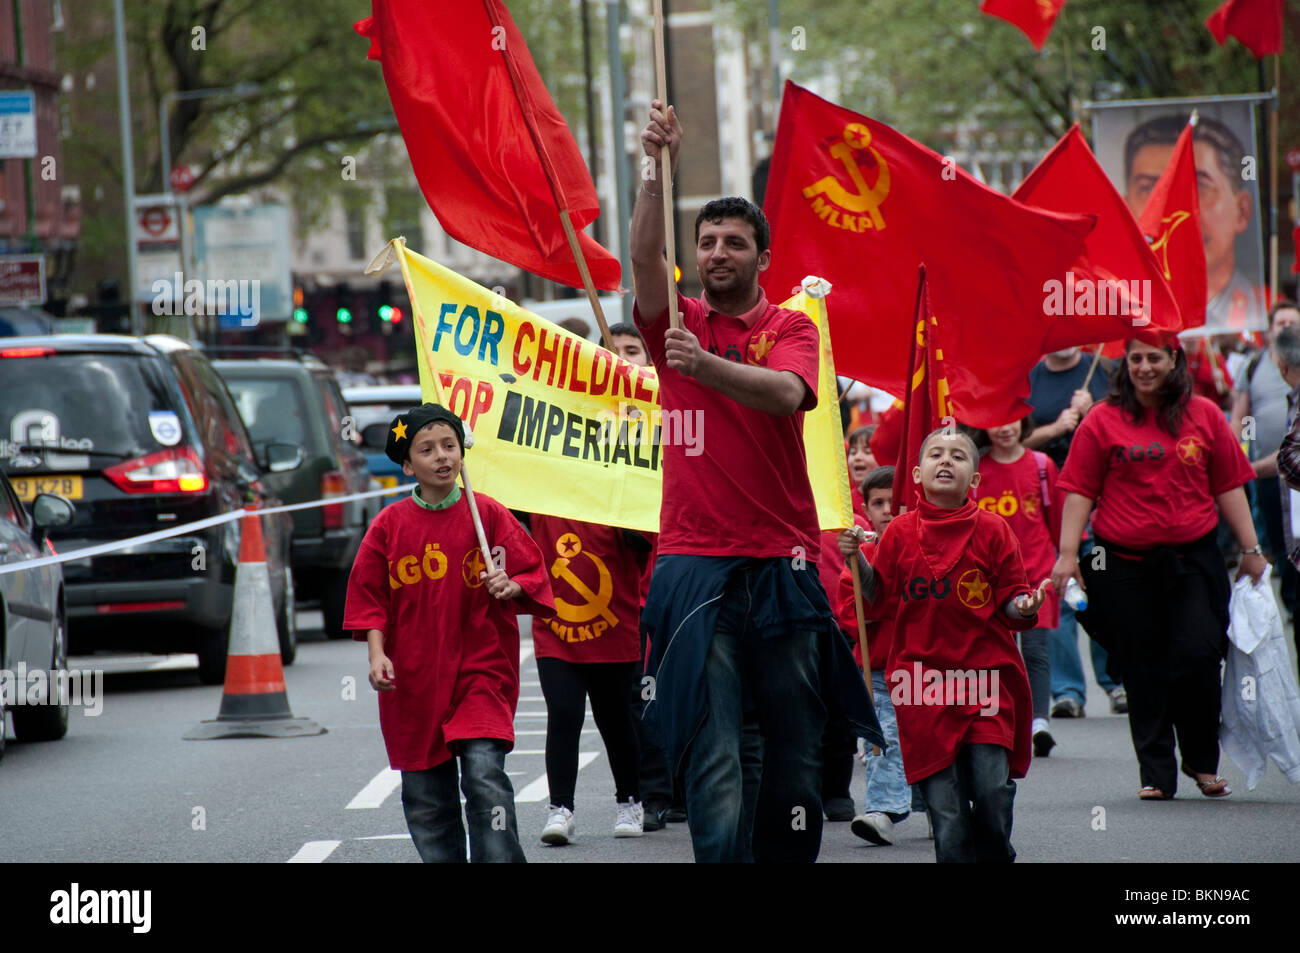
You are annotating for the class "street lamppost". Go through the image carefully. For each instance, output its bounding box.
[158,82,260,341]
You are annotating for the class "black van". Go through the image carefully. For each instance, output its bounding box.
[0,335,300,683]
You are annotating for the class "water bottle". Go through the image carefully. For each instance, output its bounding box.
[1063,578,1088,612]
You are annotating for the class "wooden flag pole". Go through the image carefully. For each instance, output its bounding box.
[559,209,616,350]
[849,553,880,757]
[651,0,681,330]
[392,238,495,571]
[1080,346,1105,391]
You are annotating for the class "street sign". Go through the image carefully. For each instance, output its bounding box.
[0,91,36,159]
[169,164,197,193]
[132,195,182,305]
[193,204,292,324]
[0,255,45,305]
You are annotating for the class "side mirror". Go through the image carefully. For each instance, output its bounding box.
[360,422,390,452]
[31,492,74,546]
[262,443,305,473]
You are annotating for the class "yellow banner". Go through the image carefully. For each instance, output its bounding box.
[394,241,855,533]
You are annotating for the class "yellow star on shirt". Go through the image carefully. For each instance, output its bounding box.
[392,420,408,441]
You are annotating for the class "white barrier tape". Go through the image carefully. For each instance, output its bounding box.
[0,482,411,577]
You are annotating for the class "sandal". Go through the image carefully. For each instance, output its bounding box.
[1181,764,1231,798]
[1138,786,1171,800]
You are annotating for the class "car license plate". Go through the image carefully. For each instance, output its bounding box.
[12,476,83,502]
[377,476,399,489]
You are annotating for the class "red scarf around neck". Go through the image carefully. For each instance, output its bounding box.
[913,497,981,579]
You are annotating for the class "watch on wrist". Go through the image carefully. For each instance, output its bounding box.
[1241,546,1263,556]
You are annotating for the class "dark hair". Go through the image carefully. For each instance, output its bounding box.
[1123,113,1246,194]
[1108,341,1193,435]
[919,426,979,461]
[607,321,645,345]
[847,424,876,449]
[974,417,1034,448]
[1268,299,1299,329]
[860,465,895,498]
[694,197,770,253]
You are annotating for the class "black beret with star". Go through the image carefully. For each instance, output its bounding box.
[385,403,466,464]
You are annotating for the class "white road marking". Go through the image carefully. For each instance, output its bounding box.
[72,653,199,675]
[288,840,341,863]
[346,767,402,809]
[520,644,534,666]
[514,751,600,802]
[356,834,411,841]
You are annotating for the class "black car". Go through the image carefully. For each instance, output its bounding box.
[0,335,300,684]
[213,356,378,639]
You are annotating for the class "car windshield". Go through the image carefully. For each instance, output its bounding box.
[222,376,310,448]
[0,353,185,473]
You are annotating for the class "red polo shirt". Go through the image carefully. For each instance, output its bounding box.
[634,289,821,560]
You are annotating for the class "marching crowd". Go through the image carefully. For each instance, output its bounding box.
[340,101,1300,863]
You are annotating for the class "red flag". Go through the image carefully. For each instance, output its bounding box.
[1136,118,1207,333]
[1014,124,1183,349]
[355,1,620,290]
[1206,0,1284,58]
[979,0,1067,50]
[894,268,955,514]
[761,81,1093,428]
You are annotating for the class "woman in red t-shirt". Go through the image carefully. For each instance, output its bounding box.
[977,416,1061,759]
[1050,338,1266,801]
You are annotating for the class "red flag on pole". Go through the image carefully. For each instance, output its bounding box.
[1206,0,1284,58]
[1013,124,1183,349]
[1136,117,1207,333]
[355,0,620,290]
[761,81,1093,428]
[894,268,953,514]
[979,0,1067,50]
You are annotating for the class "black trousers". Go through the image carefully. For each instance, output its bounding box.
[1084,533,1228,795]
[537,657,640,809]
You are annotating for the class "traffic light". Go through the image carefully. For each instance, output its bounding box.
[336,306,352,324]
[378,304,393,321]
[293,307,308,323]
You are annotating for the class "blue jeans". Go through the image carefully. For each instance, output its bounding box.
[682,564,826,863]
[1050,600,1118,702]
[863,670,911,816]
[400,739,526,863]
[918,743,1016,863]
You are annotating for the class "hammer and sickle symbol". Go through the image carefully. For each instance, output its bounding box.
[801,123,891,229]
[551,534,618,626]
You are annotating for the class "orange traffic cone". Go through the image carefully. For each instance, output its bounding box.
[184,507,325,740]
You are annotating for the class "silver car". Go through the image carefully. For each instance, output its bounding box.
[0,470,74,761]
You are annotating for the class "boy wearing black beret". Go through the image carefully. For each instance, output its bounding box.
[345,403,555,862]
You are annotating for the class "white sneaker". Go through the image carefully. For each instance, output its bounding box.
[850,812,895,845]
[614,799,644,838]
[541,805,575,845]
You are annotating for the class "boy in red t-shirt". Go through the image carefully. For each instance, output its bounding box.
[856,427,1046,862]
[834,465,920,846]
[977,417,1061,758]
[344,404,554,863]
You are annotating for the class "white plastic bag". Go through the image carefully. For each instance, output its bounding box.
[1220,565,1300,789]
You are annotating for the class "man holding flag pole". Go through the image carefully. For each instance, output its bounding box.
[631,99,880,864]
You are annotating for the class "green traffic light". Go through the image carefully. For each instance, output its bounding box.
[378,304,394,322]
[293,307,308,323]
[336,307,352,324]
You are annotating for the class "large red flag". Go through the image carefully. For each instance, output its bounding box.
[979,0,1067,50]
[894,268,954,514]
[1014,124,1183,349]
[761,81,1093,428]
[1136,118,1207,332]
[1206,0,1284,58]
[355,0,620,290]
